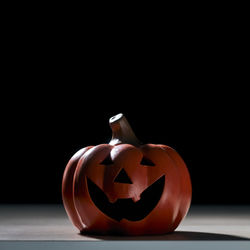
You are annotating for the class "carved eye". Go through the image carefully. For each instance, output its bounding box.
[100,154,113,165]
[140,157,155,166]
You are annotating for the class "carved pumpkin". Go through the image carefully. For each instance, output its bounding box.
[62,114,192,235]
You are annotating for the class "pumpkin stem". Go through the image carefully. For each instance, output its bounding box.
[109,113,141,146]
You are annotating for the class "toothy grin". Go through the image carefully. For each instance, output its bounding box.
[87,175,165,221]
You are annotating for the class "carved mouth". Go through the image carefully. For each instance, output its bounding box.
[87,175,165,221]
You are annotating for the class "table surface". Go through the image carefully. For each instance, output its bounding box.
[0,204,249,241]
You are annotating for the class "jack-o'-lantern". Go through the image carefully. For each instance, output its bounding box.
[62,114,192,235]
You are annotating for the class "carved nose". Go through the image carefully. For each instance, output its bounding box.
[114,169,132,184]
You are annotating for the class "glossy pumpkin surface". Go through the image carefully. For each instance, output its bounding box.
[62,114,192,235]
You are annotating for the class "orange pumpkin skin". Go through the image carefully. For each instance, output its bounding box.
[62,115,192,235]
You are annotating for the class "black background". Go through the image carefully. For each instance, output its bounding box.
[1,7,249,205]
